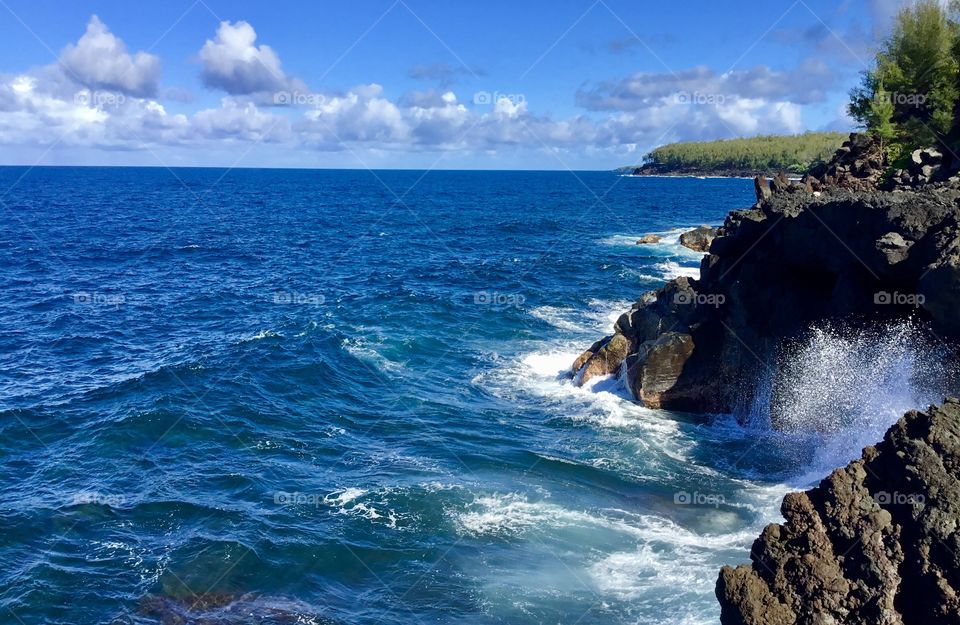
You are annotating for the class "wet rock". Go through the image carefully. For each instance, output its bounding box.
[574,332,630,386]
[574,183,960,414]
[624,332,695,408]
[679,225,718,253]
[637,233,662,245]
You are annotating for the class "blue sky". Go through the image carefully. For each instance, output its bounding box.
[0,0,910,169]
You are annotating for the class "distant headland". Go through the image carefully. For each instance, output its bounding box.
[618,132,846,178]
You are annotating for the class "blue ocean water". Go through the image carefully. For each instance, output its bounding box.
[0,168,891,624]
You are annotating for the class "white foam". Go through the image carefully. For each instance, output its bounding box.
[598,228,688,248]
[324,487,365,506]
[324,487,402,529]
[654,260,700,280]
[341,336,403,373]
[240,329,282,342]
[529,299,633,336]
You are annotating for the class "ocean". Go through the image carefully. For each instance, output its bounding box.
[0,168,935,624]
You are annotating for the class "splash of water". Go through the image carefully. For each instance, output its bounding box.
[754,320,956,484]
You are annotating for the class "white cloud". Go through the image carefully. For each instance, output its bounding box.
[60,15,160,97]
[199,20,296,96]
[0,15,824,166]
[193,98,290,142]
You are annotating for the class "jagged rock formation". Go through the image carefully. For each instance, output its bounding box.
[573,134,960,412]
[808,133,887,191]
[716,398,960,625]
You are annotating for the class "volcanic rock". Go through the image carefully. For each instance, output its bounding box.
[716,398,960,625]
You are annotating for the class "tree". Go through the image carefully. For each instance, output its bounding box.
[868,85,898,157]
[849,0,960,148]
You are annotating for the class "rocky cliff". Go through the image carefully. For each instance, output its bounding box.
[716,398,960,625]
[572,173,960,414]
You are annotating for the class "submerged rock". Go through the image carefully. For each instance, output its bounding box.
[138,592,334,624]
[716,398,960,625]
[679,225,718,252]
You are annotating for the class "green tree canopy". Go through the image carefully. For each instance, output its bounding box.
[850,0,960,151]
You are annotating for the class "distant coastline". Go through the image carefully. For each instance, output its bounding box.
[620,131,845,180]
[617,167,774,179]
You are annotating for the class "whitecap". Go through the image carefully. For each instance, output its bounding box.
[240,329,282,342]
[653,261,700,280]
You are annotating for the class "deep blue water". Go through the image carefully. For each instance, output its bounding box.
[0,168,830,624]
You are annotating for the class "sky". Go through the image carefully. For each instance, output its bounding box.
[0,0,922,169]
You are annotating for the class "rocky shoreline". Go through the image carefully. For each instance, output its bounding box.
[574,140,960,415]
[581,133,960,622]
[717,399,960,625]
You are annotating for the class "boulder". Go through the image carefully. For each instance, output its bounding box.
[637,233,662,245]
[679,225,718,253]
[624,332,695,408]
[573,332,631,386]
[875,232,913,265]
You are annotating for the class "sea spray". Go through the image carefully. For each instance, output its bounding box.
[752,319,957,484]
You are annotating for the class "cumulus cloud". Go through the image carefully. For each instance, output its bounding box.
[0,15,825,164]
[199,20,300,96]
[576,62,834,111]
[60,15,160,97]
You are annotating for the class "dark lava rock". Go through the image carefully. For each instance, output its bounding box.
[716,398,960,625]
[572,185,960,413]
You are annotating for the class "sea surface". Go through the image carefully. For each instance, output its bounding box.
[0,168,940,624]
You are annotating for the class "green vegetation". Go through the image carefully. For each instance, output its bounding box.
[850,0,960,159]
[627,1,960,177]
[625,133,847,176]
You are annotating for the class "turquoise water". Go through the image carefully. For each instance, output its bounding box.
[0,168,862,624]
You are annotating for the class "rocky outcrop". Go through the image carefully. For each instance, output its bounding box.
[716,398,960,625]
[891,148,955,187]
[572,181,960,413]
[637,233,662,244]
[808,132,887,191]
[679,225,718,252]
